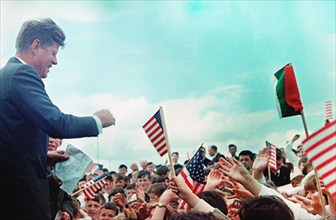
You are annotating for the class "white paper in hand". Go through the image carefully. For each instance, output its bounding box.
[54,144,93,195]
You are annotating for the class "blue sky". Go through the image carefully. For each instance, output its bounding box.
[1,1,335,171]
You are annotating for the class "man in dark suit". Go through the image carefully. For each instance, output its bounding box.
[208,145,225,163]
[264,148,291,187]
[0,18,115,219]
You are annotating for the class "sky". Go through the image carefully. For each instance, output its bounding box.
[1,1,335,171]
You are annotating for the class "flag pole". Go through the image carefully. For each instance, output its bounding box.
[300,110,309,138]
[300,110,326,217]
[267,166,271,180]
[159,106,176,177]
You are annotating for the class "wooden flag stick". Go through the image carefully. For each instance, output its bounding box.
[268,166,271,180]
[300,110,326,217]
[159,106,175,177]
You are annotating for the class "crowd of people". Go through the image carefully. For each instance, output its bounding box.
[1,18,335,220]
[48,137,335,220]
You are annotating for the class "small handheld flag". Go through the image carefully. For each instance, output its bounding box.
[266,141,277,172]
[142,109,168,157]
[178,146,206,208]
[80,173,107,200]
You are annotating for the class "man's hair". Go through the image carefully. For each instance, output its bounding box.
[125,183,136,190]
[298,157,309,166]
[239,195,294,220]
[228,144,237,150]
[114,173,127,181]
[197,190,228,215]
[86,194,105,206]
[137,170,151,179]
[156,165,169,176]
[108,188,126,201]
[147,183,166,196]
[146,162,154,167]
[209,145,218,151]
[172,152,179,156]
[16,18,66,53]
[118,164,128,170]
[100,202,119,215]
[239,150,254,161]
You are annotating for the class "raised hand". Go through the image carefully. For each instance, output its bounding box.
[204,169,224,191]
[135,185,146,203]
[218,157,250,184]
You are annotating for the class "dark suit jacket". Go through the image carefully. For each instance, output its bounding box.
[264,166,291,187]
[0,57,99,219]
[212,153,225,163]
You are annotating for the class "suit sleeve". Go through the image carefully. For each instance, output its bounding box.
[10,65,99,138]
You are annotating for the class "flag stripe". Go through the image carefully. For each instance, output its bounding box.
[315,155,336,171]
[309,143,336,162]
[320,167,336,179]
[142,116,155,128]
[305,132,335,154]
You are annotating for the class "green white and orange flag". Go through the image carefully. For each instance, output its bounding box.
[273,63,304,118]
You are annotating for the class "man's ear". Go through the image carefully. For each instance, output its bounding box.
[31,39,41,54]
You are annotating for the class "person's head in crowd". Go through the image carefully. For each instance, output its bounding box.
[146,162,155,174]
[108,188,126,204]
[197,190,228,215]
[239,150,254,169]
[130,171,138,184]
[208,145,218,157]
[109,171,117,178]
[298,157,309,171]
[140,160,148,170]
[103,175,114,193]
[296,145,307,158]
[98,202,118,220]
[93,169,104,178]
[71,198,80,220]
[48,137,63,151]
[207,161,215,170]
[172,152,179,163]
[129,162,138,172]
[147,183,166,203]
[118,164,127,175]
[304,175,318,199]
[113,173,127,189]
[85,195,104,220]
[156,165,169,176]
[125,183,136,202]
[153,175,167,184]
[228,144,237,157]
[291,174,304,187]
[239,195,294,220]
[137,170,152,192]
[302,162,313,176]
[102,168,109,175]
[170,211,223,220]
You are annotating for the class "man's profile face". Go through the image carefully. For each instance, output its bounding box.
[34,41,59,79]
[48,137,62,151]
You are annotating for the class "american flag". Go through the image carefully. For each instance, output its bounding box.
[302,120,336,199]
[80,173,107,200]
[326,101,332,121]
[143,109,168,157]
[266,141,277,172]
[178,147,206,208]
